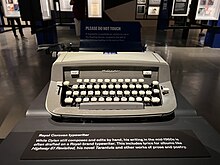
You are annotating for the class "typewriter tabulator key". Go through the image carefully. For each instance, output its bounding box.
[143,71,152,76]
[70,70,79,76]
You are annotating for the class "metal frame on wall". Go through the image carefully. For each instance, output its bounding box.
[1,0,21,18]
[55,0,72,12]
[171,0,192,17]
[195,0,220,20]
[40,0,52,20]
[135,0,161,20]
[87,0,103,18]
[135,0,148,20]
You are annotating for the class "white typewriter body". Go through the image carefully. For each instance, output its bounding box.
[45,51,176,118]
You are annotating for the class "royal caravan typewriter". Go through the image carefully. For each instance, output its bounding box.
[46,51,176,118]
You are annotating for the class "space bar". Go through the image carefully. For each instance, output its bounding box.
[80,102,144,110]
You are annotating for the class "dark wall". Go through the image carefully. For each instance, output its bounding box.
[104,0,133,10]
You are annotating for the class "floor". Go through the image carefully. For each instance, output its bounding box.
[0,26,220,140]
[0,29,54,139]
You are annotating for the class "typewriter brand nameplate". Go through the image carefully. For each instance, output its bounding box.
[21,130,209,160]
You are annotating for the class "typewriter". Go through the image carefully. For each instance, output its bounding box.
[45,51,176,118]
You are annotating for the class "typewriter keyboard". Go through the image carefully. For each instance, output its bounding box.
[59,78,170,110]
